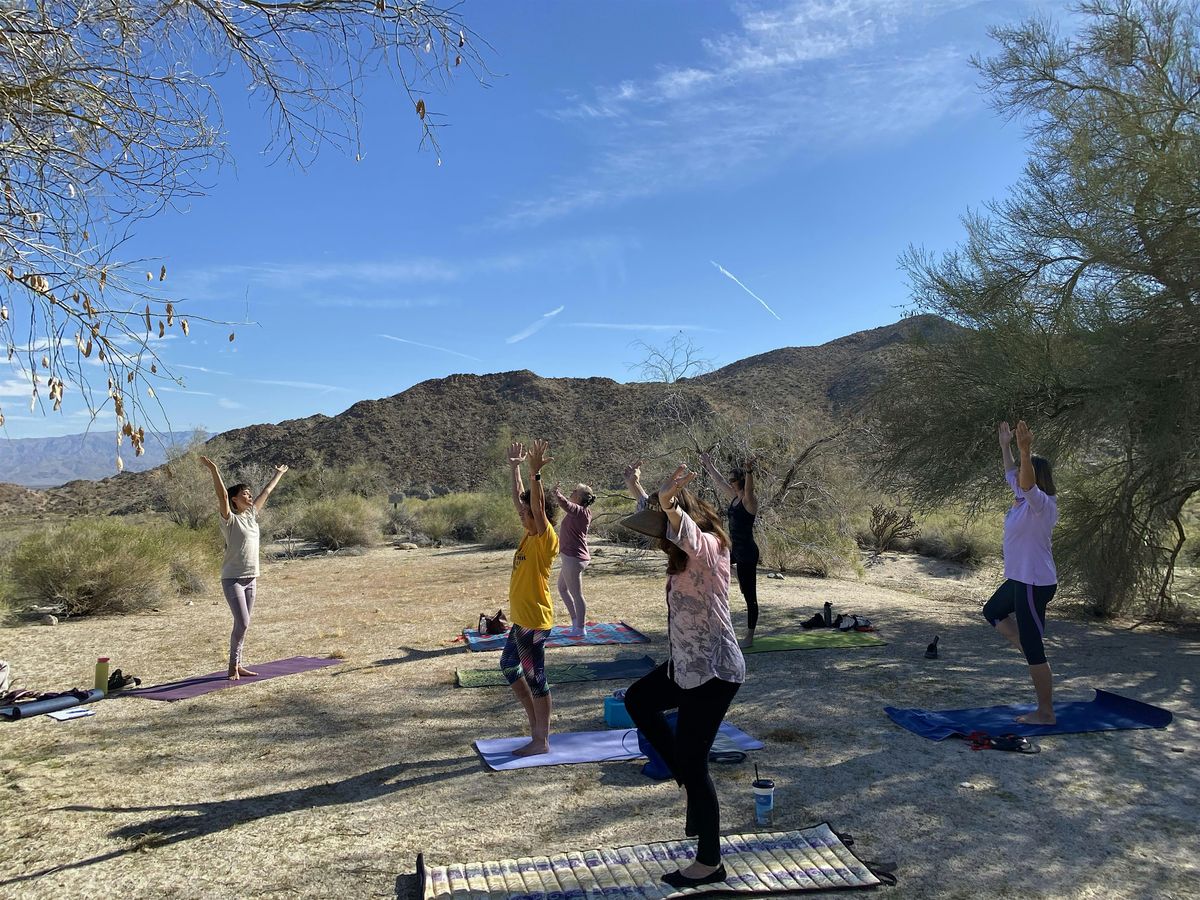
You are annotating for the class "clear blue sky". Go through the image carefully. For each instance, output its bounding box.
[5,0,1070,439]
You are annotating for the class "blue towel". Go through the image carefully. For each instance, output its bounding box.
[884,689,1173,741]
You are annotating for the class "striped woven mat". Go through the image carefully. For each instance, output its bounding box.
[419,823,886,899]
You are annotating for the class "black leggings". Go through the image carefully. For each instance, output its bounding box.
[983,578,1057,666]
[623,662,740,866]
[733,544,760,631]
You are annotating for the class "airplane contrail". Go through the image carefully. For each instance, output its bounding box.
[380,334,482,362]
[710,261,781,320]
[506,305,565,344]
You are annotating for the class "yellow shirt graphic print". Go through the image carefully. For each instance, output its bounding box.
[508,527,559,631]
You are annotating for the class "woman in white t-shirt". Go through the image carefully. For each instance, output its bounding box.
[200,456,288,679]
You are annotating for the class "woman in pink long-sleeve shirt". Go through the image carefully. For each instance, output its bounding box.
[552,483,596,636]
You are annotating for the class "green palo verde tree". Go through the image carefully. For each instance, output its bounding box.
[876,0,1199,617]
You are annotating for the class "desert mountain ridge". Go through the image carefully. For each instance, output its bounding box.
[0,314,959,518]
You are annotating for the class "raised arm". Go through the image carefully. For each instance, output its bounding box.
[254,464,289,513]
[998,421,1016,472]
[508,441,526,514]
[527,439,553,535]
[657,462,698,535]
[623,459,649,508]
[552,483,583,516]
[199,455,231,521]
[742,458,759,515]
[1015,420,1035,492]
[700,451,737,502]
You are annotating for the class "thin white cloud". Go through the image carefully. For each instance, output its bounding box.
[217,397,244,410]
[248,379,346,394]
[157,386,217,397]
[710,261,781,320]
[379,334,482,362]
[501,0,996,227]
[176,363,233,376]
[564,322,719,333]
[506,306,565,344]
[0,377,35,398]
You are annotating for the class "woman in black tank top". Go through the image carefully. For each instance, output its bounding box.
[700,452,760,648]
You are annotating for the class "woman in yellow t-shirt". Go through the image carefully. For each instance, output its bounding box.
[501,439,560,757]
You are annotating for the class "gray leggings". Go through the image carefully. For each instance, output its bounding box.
[557,556,589,629]
[221,577,257,670]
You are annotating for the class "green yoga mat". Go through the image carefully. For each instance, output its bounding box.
[456,655,657,688]
[744,631,886,653]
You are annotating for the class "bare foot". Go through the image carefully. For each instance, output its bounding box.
[1016,709,1056,725]
[227,671,240,681]
[512,739,550,757]
[739,631,754,649]
[236,666,258,677]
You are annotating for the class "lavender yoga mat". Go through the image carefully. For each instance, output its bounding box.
[122,656,342,702]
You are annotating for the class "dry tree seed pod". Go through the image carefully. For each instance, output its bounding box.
[455,54,461,66]
[147,386,155,398]
[150,363,157,374]
[41,356,49,368]
[1,305,7,321]
[127,371,134,383]
[99,268,107,289]
[159,265,167,282]
[116,454,124,472]
[146,272,152,282]
[166,302,174,325]
[158,321,165,339]
[83,229,89,241]
[98,348,106,362]
[84,340,92,357]
[416,99,426,119]
[135,443,144,457]
[181,319,189,336]
[0,410,4,428]
[122,422,133,436]
[144,306,152,332]
[228,332,235,342]
[459,30,465,47]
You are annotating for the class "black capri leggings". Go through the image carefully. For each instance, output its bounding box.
[624,663,740,867]
[983,578,1057,666]
[732,543,760,631]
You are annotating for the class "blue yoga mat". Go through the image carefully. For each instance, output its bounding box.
[476,722,764,771]
[884,689,1173,741]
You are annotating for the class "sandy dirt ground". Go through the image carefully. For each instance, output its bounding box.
[1,542,1197,899]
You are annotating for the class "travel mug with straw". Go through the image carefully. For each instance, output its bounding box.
[753,765,775,826]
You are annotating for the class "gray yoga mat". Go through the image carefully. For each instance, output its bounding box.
[0,689,104,721]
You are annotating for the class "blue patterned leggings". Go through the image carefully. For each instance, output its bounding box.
[500,624,550,697]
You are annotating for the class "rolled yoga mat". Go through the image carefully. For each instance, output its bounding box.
[475,722,763,771]
[743,631,886,653]
[121,656,342,702]
[456,655,657,688]
[884,689,1174,741]
[463,621,650,652]
[0,689,104,722]
[418,823,886,899]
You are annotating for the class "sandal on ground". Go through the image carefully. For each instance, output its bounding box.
[991,733,1040,754]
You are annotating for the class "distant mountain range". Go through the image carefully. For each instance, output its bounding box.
[0,430,199,488]
[0,315,959,518]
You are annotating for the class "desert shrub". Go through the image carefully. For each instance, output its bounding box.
[865,504,919,552]
[7,518,215,615]
[294,496,383,550]
[759,516,858,577]
[405,492,526,549]
[164,523,222,594]
[383,501,421,537]
[472,493,526,549]
[909,512,1001,566]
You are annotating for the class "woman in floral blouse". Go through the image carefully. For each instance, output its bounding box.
[623,462,746,889]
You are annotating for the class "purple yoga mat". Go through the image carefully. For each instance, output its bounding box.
[121,656,342,702]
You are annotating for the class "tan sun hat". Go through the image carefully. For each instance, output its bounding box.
[619,501,668,539]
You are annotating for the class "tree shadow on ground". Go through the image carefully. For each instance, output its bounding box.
[0,755,478,888]
[328,644,467,676]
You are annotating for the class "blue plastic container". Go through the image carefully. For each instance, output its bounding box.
[604,695,634,728]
